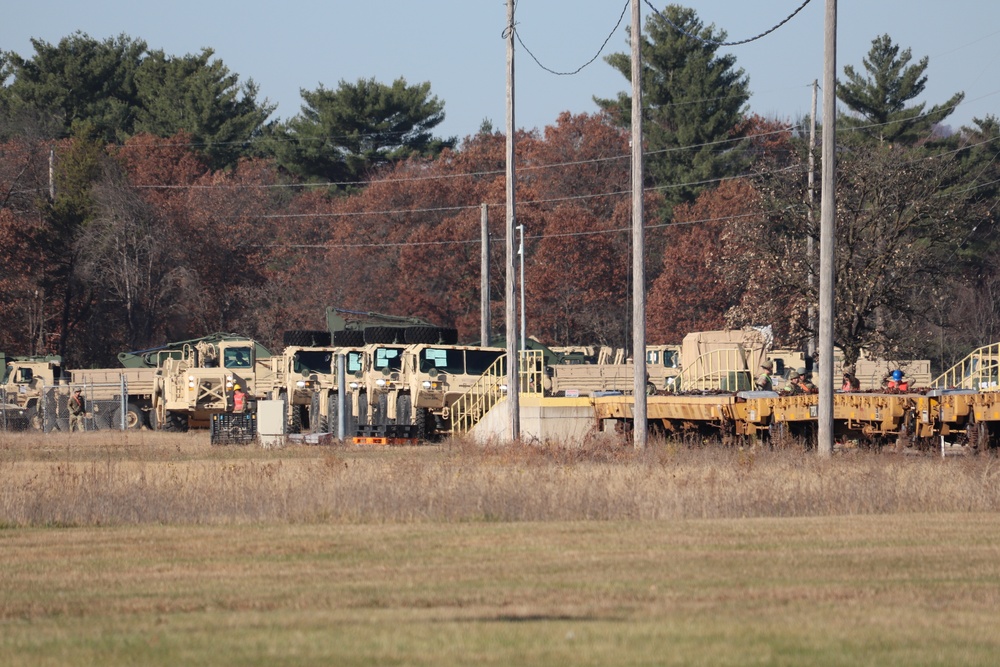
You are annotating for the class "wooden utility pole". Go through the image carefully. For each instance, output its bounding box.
[818,0,837,456]
[807,80,818,361]
[630,0,647,449]
[49,148,55,200]
[505,0,520,441]
[481,203,490,346]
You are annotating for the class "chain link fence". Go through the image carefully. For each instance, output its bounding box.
[0,383,138,433]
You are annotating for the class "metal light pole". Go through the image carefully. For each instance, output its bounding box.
[518,223,525,350]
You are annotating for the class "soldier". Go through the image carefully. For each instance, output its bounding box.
[755,360,775,391]
[796,367,818,394]
[68,388,85,432]
[780,368,802,395]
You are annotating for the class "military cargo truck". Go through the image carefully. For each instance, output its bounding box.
[278,344,365,434]
[1,353,156,429]
[541,330,762,397]
[356,342,505,439]
[152,337,277,431]
[769,347,932,389]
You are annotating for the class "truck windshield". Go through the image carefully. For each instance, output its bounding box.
[466,349,504,376]
[420,348,465,374]
[346,351,363,374]
[224,347,253,369]
[374,347,404,371]
[292,350,333,375]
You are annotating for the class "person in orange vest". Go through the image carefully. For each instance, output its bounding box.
[841,367,861,392]
[794,368,818,394]
[232,384,247,412]
[885,369,909,392]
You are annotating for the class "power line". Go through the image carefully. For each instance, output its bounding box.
[641,0,813,47]
[134,124,801,191]
[268,207,781,251]
[254,164,806,221]
[514,0,629,76]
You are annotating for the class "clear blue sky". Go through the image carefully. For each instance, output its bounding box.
[3,1,998,139]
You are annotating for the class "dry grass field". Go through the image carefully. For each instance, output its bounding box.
[1,430,999,666]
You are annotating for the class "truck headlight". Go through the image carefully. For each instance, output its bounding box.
[349,382,359,389]
[422,380,431,389]
[376,378,386,387]
[296,380,306,388]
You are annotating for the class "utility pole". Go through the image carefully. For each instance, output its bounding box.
[818,0,837,456]
[807,80,818,362]
[49,148,55,200]
[481,203,490,346]
[630,0,647,449]
[505,0,520,441]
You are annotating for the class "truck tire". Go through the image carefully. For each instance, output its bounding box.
[112,402,146,430]
[161,410,188,432]
[283,329,332,347]
[288,405,302,434]
[345,391,358,438]
[363,326,406,344]
[357,392,368,429]
[414,407,433,441]
[372,393,390,427]
[396,394,412,426]
[405,326,460,344]
[332,329,365,347]
[325,391,339,435]
[404,326,437,344]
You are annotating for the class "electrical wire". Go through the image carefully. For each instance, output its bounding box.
[269,207,780,251]
[134,124,801,191]
[641,0,813,47]
[513,0,629,76]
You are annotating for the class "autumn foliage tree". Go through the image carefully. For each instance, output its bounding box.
[728,141,984,366]
[647,178,761,342]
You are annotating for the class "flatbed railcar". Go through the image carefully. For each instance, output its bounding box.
[592,389,1000,453]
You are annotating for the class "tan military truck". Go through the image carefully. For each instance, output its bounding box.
[357,342,506,439]
[277,344,365,434]
[152,337,278,431]
[541,330,759,396]
[769,347,932,389]
[1,353,156,429]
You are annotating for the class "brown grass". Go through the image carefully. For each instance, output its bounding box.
[2,430,998,526]
[3,432,1000,665]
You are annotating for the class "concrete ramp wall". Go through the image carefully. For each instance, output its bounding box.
[469,395,599,445]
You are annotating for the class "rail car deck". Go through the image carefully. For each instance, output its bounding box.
[592,389,1000,453]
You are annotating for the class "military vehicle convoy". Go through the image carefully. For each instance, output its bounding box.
[1,304,941,441]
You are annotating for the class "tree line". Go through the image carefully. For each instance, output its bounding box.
[0,4,997,373]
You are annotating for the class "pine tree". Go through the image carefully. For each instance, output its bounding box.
[837,34,964,144]
[597,4,750,215]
